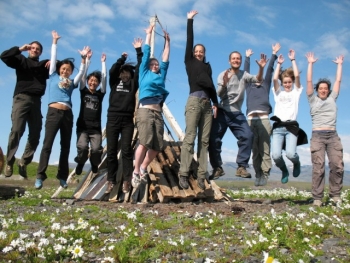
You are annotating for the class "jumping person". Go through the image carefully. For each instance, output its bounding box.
[305,52,344,207]
[105,38,143,194]
[271,50,305,184]
[178,10,218,191]
[35,30,89,189]
[132,25,170,188]
[74,51,107,178]
[244,43,281,186]
[1,40,49,178]
[208,51,267,181]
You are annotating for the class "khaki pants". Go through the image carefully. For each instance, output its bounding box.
[179,96,212,179]
[311,131,344,199]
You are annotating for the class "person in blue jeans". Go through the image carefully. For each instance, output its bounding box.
[271,50,303,184]
[35,30,89,189]
[208,51,267,180]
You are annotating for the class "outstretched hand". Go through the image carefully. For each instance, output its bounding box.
[78,46,90,57]
[163,30,170,42]
[122,52,128,58]
[272,43,281,55]
[187,10,198,19]
[132,38,143,48]
[333,55,344,64]
[87,50,93,60]
[101,53,106,62]
[256,53,268,68]
[288,49,296,60]
[305,52,318,64]
[246,49,253,57]
[52,30,61,40]
[277,54,284,64]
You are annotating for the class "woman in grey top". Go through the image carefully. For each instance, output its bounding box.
[305,52,344,207]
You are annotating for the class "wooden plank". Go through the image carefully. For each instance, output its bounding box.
[76,172,105,200]
[84,173,108,200]
[148,183,158,203]
[148,172,167,203]
[149,159,173,198]
[210,180,224,200]
[188,176,206,198]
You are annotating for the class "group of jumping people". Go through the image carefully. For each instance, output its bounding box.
[1,10,344,206]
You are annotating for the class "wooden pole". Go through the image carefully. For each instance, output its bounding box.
[149,16,156,58]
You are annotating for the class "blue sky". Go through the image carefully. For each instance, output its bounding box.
[0,0,349,171]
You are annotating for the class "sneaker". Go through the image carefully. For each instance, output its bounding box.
[5,164,13,177]
[122,181,131,193]
[330,197,342,205]
[17,160,27,178]
[236,166,252,178]
[254,175,261,186]
[259,174,268,186]
[58,179,68,189]
[140,167,148,184]
[209,167,225,180]
[179,175,189,189]
[131,173,141,188]
[280,165,289,184]
[35,178,43,190]
[75,163,84,175]
[105,181,115,194]
[197,178,206,190]
[313,199,322,207]
[293,161,301,178]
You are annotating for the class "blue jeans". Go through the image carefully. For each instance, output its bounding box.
[271,127,299,168]
[209,108,253,168]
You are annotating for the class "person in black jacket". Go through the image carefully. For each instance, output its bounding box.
[105,38,143,195]
[0,41,49,178]
[178,10,218,191]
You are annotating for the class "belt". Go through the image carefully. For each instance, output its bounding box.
[17,92,41,97]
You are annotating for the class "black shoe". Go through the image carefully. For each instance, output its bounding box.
[17,160,28,178]
[91,165,98,174]
[5,164,13,177]
[179,175,189,189]
[75,163,84,175]
[197,178,206,190]
[105,181,115,194]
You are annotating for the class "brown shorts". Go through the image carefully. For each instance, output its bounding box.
[136,108,164,151]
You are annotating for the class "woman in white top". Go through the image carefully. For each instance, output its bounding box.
[271,49,303,184]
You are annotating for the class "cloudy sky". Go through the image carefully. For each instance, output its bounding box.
[0,0,349,171]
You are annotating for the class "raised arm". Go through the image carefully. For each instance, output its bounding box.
[332,55,344,94]
[244,49,253,73]
[185,10,198,62]
[80,50,92,90]
[109,53,127,88]
[255,53,267,82]
[305,52,317,96]
[49,30,61,75]
[288,49,300,88]
[162,31,170,62]
[100,53,107,94]
[273,54,284,92]
[73,46,89,86]
[264,43,280,87]
[144,24,154,46]
[133,38,143,86]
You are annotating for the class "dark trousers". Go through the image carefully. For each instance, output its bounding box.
[209,108,253,168]
[36,107,73,180]
[75,131,102,168]
[106,116,134,184]
[6,94,42,165]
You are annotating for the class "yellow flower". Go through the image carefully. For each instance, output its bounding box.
[263,251,280,263]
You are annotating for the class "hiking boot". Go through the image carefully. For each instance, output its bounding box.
[280,165,289,184]
[91,165,98,174]
[197,178,206,190]
[131,173,141,188]
[140,167,148,184]
[75,163,84,175]
[105,181,115,194]
[209,167,225,180]
[259,173,268,186]
[293,161,301,177]
[330,197,342,205]
[17,160,27,178]
[122,181,131,193]
[313,199,322,207]
[179,175,189,189]
[236,166,252,178]
[35,178,43,189]
[5,164,13,177]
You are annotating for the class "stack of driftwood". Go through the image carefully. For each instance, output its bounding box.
[51,105,231,203]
